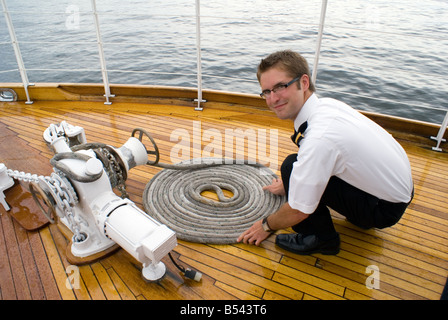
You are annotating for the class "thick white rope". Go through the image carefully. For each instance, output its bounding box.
[142,158,285,244]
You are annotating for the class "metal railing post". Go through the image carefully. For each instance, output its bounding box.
[194,0,205,110]
[311,0,328,86]
[1,0,33,104]
[430,110,448,151]
[91,0,114,105]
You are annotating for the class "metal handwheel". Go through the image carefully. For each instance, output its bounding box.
[131,128,160,165]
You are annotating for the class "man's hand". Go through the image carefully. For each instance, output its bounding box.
[262,178,286,196]
[237,203,308,246]
[236,219,271,246]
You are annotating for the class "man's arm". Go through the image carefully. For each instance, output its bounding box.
[237,202,309,246]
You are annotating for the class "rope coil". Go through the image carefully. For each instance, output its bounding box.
[143,158,285,244]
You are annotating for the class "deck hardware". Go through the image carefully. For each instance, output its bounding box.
[1,0,33,104]
[194,0,204,111]
[91,0,114,105]
[194,98,206,111]
[2,121,185,282]
[0,88,18,102]
[430,110,448,152]
[311,0,328,86]
[0,163,15,211]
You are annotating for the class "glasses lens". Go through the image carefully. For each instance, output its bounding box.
[273,85,286,94]
[260,90,270,98]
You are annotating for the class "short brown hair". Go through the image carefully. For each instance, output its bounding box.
[257,50,315,92]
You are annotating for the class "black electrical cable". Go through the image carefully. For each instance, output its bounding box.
[168,252,185,273]
[168,252,202,282]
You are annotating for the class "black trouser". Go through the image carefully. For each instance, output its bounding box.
[281,154,412,240]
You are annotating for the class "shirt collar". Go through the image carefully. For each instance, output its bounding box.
[294,93,318,131]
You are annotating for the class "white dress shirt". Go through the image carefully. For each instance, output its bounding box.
[288,93,414,214]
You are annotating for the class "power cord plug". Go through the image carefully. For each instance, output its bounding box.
[169,252,202,282]
[184,268,202,282]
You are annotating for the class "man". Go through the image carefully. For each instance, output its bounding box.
[237,50,414,255]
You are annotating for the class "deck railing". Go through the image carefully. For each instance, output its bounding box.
[1,0,447,150]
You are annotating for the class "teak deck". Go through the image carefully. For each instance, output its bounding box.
[0,85,447,300]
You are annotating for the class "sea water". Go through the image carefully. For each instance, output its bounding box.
[0,0,447,124]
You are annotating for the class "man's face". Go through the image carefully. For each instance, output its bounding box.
[259,67,308,121]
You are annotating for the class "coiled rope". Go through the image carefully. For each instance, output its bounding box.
[142,158,285,244]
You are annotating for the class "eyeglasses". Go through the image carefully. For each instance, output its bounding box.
[259,76,301,99]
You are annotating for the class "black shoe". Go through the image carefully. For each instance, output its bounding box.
[275,233,340,255]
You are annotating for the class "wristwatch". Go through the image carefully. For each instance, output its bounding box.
[262,217,273,232]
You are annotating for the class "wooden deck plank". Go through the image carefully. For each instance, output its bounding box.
[214,281,260,300]
[26,228,61,299]
[178,255,271,299]
[79,265,107,300]
[0,213,17,300]
[104,267,137,300]
[271,272,345,300]
[90,262,132,300]
[0,211,32,300]
[1,99,447,300]
[38,227,76,300]
[177,243,307,300]
[209,242,347,297]
[12,216,47,300]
